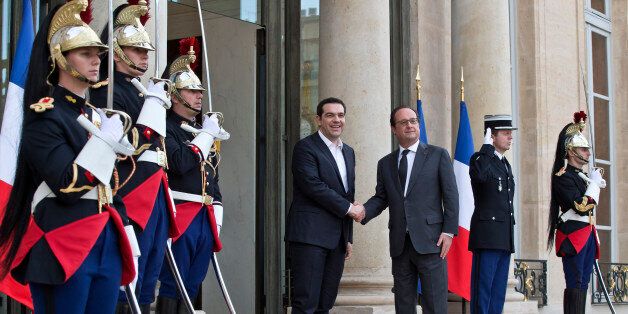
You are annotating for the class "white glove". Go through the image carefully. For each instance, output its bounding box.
[589,168,606,188]
[578,172,602,204]
[202,114,230,140]
[213,204,223,236]
[135,79,170,137]
[484,127,493,145]
[121,225,141,291]
[140,79,171,109]
[96,109,124,143]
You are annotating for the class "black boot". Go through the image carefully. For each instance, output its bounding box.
[140,303,152,314]
[576,289,587,313]
[156,296,179,314]
[564,288,586,314]
[115,302,131,314]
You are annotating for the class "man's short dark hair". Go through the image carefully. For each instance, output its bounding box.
[317,97,346,116]
[390,106,418,126]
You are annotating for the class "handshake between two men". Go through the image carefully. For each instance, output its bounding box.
[348,202,366,223]
[346,201,453,260]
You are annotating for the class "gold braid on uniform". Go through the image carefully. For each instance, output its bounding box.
[574,196,595,213]
[115,156,136,191]
[60,163,95,193]
[112,167,120,195]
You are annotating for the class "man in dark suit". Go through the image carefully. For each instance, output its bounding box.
[468,115,517,314]
[360,107,459,314]
[286,97,363,314]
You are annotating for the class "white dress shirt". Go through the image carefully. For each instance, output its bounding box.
[318,131,351,215]
[318,131,349,192]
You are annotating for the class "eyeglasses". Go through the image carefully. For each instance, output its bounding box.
[395,118,419,126]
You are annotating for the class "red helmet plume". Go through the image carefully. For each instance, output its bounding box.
[179,37,200,71]
[573,110,587,124]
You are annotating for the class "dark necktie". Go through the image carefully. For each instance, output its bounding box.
[502,157,509,173]
[399,149,410,191]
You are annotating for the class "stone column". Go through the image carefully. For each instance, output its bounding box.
[451,0,512,147]
[452,1,536,313]
[318,0,394,312]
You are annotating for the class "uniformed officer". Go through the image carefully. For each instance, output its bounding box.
[0,0,138,312]
[155,40,230,312]
[90,1,179,313]
[547,111,605,314]
[468,115,517,314]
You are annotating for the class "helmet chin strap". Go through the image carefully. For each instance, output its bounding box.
[174,90,201,114]
[115,45,148,74]
[568,148,590,164]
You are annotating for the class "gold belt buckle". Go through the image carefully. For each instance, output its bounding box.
[156,150,167,167]
[97,185,113,213]
[202,194,213,205]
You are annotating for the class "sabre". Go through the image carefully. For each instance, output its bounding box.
[580,64,615,313]
[154,0,161,77]
[212,253,236,314]
[106,0,140,311]
[106,0,115,110]
[194,0,213,113]
[166,239,203,313]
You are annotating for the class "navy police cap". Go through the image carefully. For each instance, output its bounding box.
[484,114,517,131]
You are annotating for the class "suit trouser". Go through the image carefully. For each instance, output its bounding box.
[118,185,170,305]
[470,249,510,314]
[159,208,214,300]
[289,239,346,314]
[392,234,447,314]
[30,223,122,314]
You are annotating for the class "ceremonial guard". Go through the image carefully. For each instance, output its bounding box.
[156,39,229,312]
[468,115,517,314]
[90,1,179,312]
[0,1,138,313]
[547,111,605,313]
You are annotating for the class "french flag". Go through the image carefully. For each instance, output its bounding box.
[447,100,475,301]
[0,0,34,308]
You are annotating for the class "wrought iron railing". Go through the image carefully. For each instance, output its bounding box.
[592,262,628,304]
[514,259,547,306]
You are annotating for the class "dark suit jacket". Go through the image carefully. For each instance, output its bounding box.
[285,133,356,249]
[468,144,516,253]
[362,142,459,257]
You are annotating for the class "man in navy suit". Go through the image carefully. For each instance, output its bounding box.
[286,97,363,314]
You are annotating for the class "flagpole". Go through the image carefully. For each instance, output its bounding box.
[415,64,421,100]
[460,66,465,102]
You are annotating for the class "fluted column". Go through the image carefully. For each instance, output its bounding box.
[318,0,394,310]
[452,1,537,313]
[452,0,512,147]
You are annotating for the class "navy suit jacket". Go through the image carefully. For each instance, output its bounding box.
[286,133,356,249]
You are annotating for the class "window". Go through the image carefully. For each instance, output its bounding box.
[299,0,320,138]
[585,2,613,262]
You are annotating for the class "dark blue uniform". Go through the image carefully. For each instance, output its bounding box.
[91,71,179,305]
[553,165,598,290]
[468,144,515,314]
[158,111,222,300]
[12,86,135,313]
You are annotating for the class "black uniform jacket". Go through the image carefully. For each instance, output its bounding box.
[91,71,178,237]
[552,165,599,257]
[11,86,134,285]
[165,111,222,251]
[468,144,516,253]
